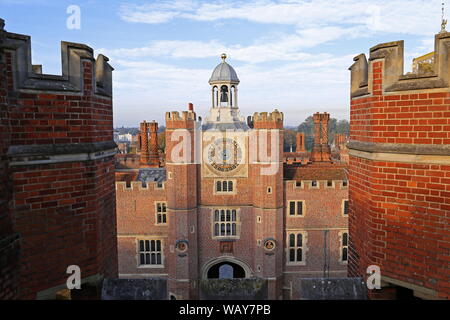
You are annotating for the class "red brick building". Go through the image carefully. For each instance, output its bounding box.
[116,55,349,299]
[348,33,450,299]
[0,20,118,299]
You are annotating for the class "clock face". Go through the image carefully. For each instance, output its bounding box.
[207,138,243,172]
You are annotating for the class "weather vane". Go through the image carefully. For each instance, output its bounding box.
[441,2,447,33]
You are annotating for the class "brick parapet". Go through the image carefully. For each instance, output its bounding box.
[348,33,450,299]
[0,20,118,299]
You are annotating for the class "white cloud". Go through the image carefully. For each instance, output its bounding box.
[98,24,361,64]
[119,0,444,36]
[106,49,352,126]
[110,0,446,126]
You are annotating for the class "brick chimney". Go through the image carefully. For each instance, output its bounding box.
[188,102,194,111]
[148,121,159,167]
[296,132,305,153]
[311,113,322,162]
[310,112,331,162]
[320,112,331,161]
[139,121,150,165]
[139,120,159,167]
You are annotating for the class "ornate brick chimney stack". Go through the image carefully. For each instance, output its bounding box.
[310,112,331,162]
[296,132,305,153]
[320,112,331,161]
[188,102,194,111]
[148,121,159,167]
[311,113,322,162]
[139,121,150,165]
[139,120,159,167]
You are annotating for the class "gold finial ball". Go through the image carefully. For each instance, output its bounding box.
[221,53,227,61]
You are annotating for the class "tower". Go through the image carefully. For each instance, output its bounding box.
[250,110,284,300]
[165,109,200,299]
[348,32,450,299]
[0,20,117,299]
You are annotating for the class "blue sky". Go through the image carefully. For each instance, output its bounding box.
[0,0,446,127]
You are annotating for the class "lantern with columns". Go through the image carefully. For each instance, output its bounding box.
[209,53,239,109]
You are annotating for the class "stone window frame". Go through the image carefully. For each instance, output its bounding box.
[341,180,348,189]
[326,180,335,189]
[309,180,319,189]
[136,238,164,268]
[338,230,349,264]
[213,179,237,195]
[267,186,272,194]
[155,181,165,190]
[154,201,168,225]
[341,199,349,217]
[211,207,241,240]
[287,200,306,217]
[286,231,308,266]
[293,180,304,189]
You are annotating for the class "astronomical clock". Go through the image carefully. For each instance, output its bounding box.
[202,134,248,178]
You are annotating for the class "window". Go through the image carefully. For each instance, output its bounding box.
[341,232,348,262]
[215,180,235,193]
[311,180,318,188]
[288,200,304,216]
[342,180,348,187]
[156,181,164,189]
[213,209,238,238]
[267,187,272,194]
[155,202,167,224]
[287,232,306,264]
[327,180,333,187]
[138,239,163,266]
[342,200,349,216]
[295,181,302,188]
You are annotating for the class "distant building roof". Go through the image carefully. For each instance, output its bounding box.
[137,168,166,183]
[284,163,348,180]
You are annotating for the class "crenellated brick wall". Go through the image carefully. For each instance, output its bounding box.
[348,33,450,299]
[0,20,118,299]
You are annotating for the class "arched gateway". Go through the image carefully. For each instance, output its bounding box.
[202,257,252,279]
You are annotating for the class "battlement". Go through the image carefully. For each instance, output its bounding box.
[165,110,197,121]
[165,110,197,129]
[0,19,113,97]
[349,32,450,98]
[115,180,165,192]
[253,109,283,122]
[251,109,283,129]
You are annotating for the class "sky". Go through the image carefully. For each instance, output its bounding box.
[0,0,446,127]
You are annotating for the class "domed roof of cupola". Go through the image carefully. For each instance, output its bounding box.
[209,53,240,84]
